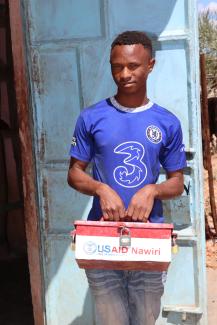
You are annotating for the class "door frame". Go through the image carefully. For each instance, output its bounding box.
[8,1,44,324]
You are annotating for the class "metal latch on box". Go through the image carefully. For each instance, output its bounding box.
[70,229,76,251]
[119,226,131,247]
[172,233,179,254]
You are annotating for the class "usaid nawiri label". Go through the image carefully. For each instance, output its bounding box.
[75,235,171,262]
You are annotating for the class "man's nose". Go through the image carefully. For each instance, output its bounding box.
[120,67,131,81]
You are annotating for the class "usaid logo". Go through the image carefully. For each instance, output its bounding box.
[83,241,97,255]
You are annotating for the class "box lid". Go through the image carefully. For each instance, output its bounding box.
[74,220,173,230]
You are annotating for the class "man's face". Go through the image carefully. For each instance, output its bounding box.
[110,44,155,95]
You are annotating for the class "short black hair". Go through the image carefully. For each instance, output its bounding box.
[111,31,152,56]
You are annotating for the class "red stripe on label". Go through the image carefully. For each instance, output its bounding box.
[74,226,172,239]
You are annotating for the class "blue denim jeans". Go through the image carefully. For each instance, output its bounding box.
[85,269,166,325]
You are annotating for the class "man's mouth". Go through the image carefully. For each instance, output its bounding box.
[121,82,135,87]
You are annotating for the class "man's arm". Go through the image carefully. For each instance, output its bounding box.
[67,157,125,221]
[125,170,184,222]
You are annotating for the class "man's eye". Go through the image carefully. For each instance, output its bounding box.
[128,64,139,70]
[112,65,122,70]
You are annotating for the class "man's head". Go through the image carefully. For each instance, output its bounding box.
[110,31,155,97]
[111,31,153,57]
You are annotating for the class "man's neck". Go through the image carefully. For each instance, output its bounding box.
[115,90,148,108]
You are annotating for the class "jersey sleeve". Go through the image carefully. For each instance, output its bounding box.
[159,121,187,172]
[69,114,94,162]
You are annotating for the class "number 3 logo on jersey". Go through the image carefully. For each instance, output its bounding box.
[113,141,147,188]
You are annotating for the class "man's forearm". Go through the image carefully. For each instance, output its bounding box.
[67,160,126,220]
[125,171,184,221]
[68,165,102,196]
[153,174,184,200]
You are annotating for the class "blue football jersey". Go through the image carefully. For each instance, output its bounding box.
[69,98,187,222]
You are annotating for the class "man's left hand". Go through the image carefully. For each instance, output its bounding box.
[125,170,184,222]
[125,184,157,222]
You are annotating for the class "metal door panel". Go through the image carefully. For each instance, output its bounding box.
[45,236,93,325]
[27,0,103,42]
[158,173,191,227]
[43,168,91,232]
[108,0,187,36]
[22,0,206,324]
[164,245,197,305]
[148,44,189,147]
[31,49,81,161]
[80,41,116,106]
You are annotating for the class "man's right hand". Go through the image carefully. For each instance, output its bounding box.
[96,183,125,221]
[68,158,125,221]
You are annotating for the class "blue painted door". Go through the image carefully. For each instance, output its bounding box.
[22,1,206,324]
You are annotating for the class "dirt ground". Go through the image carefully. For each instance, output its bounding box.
[204,152,217,324]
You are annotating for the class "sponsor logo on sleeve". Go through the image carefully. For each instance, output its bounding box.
[71,136,77,146]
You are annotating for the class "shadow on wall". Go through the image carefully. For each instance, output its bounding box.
[67,290,93,325]
[208,97,217,137]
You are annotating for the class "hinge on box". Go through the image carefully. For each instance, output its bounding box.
[163,305,202,317]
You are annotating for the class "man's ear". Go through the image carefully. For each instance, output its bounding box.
[149,58,155,72]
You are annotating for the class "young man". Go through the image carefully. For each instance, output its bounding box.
[68,31,186,325]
